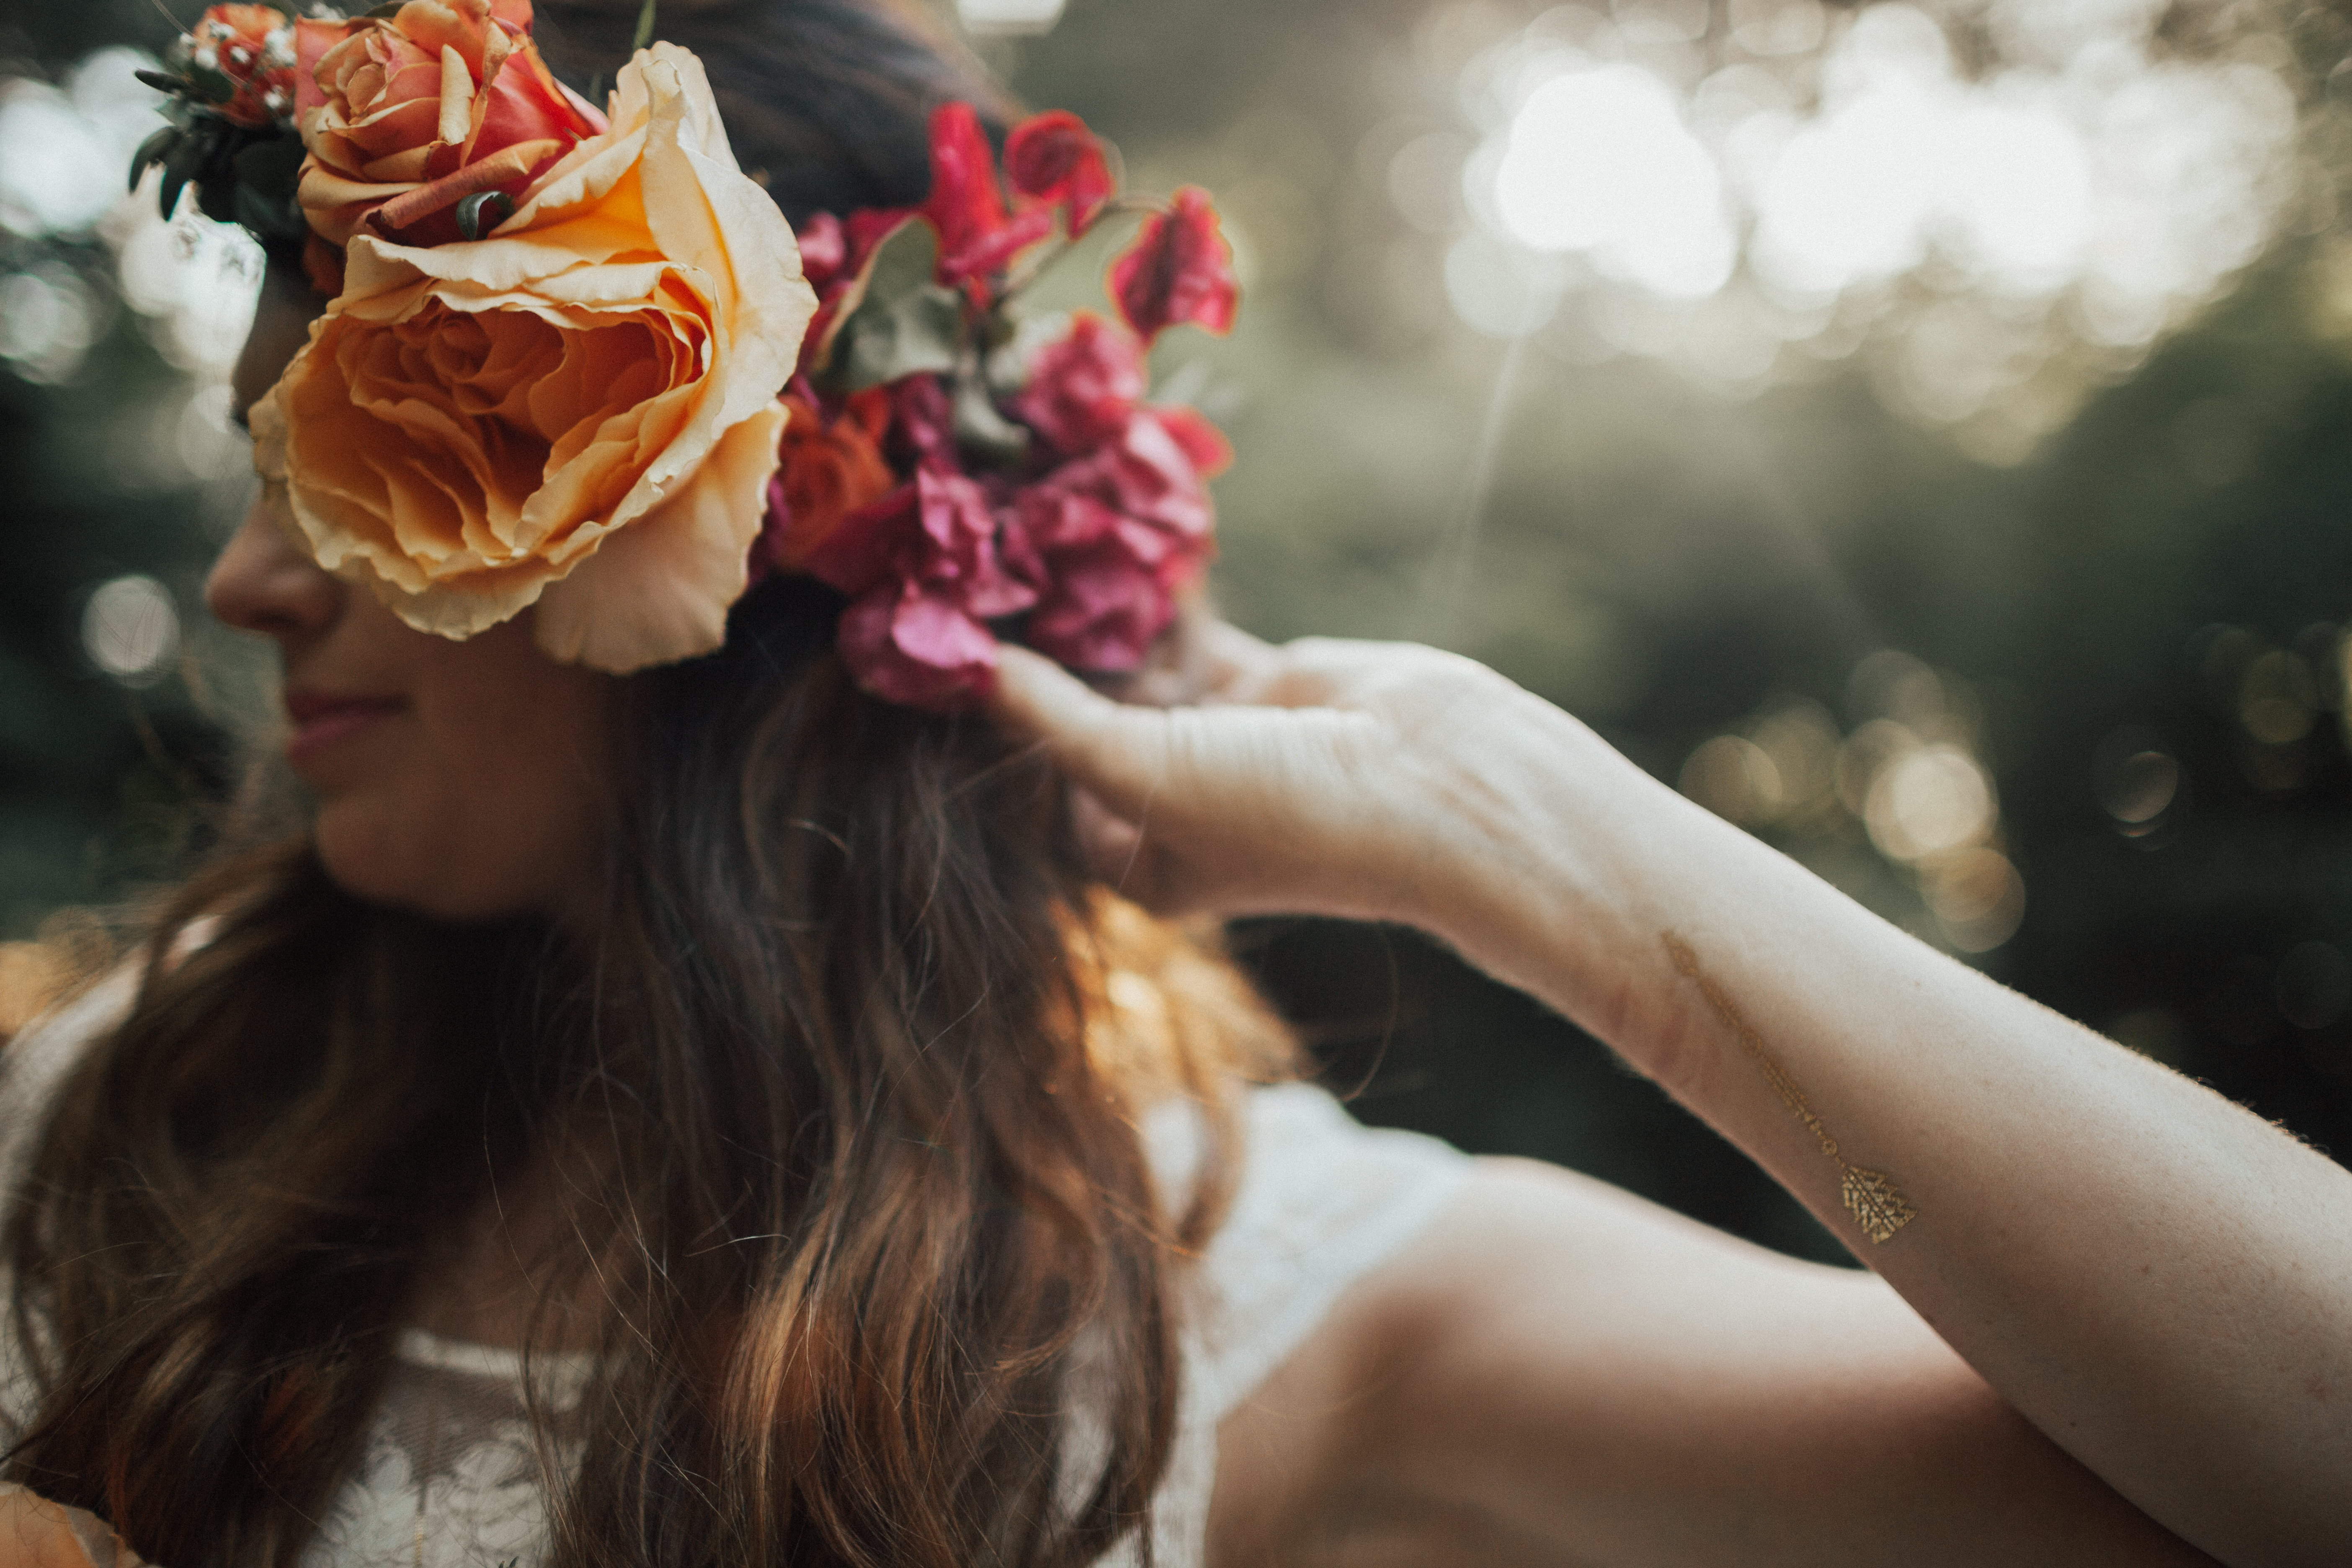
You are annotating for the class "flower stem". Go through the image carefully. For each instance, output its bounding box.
[993,197,1165,309]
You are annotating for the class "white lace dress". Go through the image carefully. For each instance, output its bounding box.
[0,975,1472,1568]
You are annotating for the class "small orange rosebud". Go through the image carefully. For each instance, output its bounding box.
[764,389,900,572]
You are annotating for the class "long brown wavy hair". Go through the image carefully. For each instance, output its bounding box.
[1,6,1295,1561]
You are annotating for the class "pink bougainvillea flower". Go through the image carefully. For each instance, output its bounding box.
[748,101,1236,702]
[801,464,1037,706]
[796,209,848,291]
[1011,311,1145,456]
[1000,405,1219,673]
[838,580,1003,709]
[1042,411,1217,564]
[1150,402,1233,479]
[1108,186,1238,346]
[919,101,1053,285]
[889,373,956,463]
[1020,535,1179,671]
[1001,477,1168,671]
[910,467,1035,619]
[1005,110,1113,235]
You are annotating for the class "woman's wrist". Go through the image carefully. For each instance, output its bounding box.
[1391,683,1682,1048]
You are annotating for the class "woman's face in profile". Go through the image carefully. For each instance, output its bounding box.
[206,266,615,925]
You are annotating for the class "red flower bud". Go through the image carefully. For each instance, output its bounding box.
[1107,186,1238,346]
[920,101,1052,284]
[1005,110,1113,235]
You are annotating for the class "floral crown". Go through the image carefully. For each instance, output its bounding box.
[139,0,1238,708]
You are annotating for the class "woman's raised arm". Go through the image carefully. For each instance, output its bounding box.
[989,628,2352,1568]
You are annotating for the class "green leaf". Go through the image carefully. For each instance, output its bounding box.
[840,287,964,391]
[632,0,659,51]
[232,134,305,200]
[456,190,515,241]
[854,218,944,318]
[814,219,966,392]
[186,66,236,106]
[157,133,207,222]
[196,161,242,225]
[952,374,1030,466]
[129,126,178,193]
[232,182,307,243]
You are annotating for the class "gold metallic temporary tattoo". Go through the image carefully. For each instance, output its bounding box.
[1663,934,1916,1244]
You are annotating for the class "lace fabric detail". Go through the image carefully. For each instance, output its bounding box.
[299,1333,593,1568]
[0,984,1471,1568]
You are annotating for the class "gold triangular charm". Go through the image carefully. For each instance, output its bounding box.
[1841,1166,1916,1244]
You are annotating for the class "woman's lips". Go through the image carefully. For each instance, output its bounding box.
[283,690,407,768]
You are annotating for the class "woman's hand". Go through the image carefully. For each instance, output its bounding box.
[987,626,1651,975]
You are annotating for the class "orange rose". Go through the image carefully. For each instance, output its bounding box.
[764,388,897,572]
[255,43,818,673]
[294,0,600,248]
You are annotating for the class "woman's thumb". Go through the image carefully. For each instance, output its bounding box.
[987,645,1176,820]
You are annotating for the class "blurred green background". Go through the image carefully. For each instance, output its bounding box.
[7,0,2352,1266]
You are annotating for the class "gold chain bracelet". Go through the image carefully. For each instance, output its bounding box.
[1663,934,1916,1245]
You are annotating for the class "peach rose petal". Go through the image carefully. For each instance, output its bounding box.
[436,44,470,144]
[534,401,789,671]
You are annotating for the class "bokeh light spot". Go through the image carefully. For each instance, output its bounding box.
[1865,743,1994,861]
[2100,749,2179,828]
[82,574,180,686]
[1922,846,2025,952]
[1681,733,1783,824]
[0,264,96,384]
[1493,65,1735,299]
[2239,649,2317,745]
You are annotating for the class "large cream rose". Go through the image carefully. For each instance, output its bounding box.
[255,43,814,673]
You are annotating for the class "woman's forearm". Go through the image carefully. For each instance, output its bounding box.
[1430,702,2352,1568]
[986,634,2352,1565]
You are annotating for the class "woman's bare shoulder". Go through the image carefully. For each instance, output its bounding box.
[1206,1157,2215,1568]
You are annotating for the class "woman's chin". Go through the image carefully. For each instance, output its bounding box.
[314,799,533,926]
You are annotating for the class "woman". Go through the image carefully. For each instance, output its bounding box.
[3,1,2346,1565]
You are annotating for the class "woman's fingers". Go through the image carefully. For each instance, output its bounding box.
[988,646,1178,823]
[989,631,1493,924]
[1195,619,1281,701]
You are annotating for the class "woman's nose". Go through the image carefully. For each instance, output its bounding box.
[205,487,343,643]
